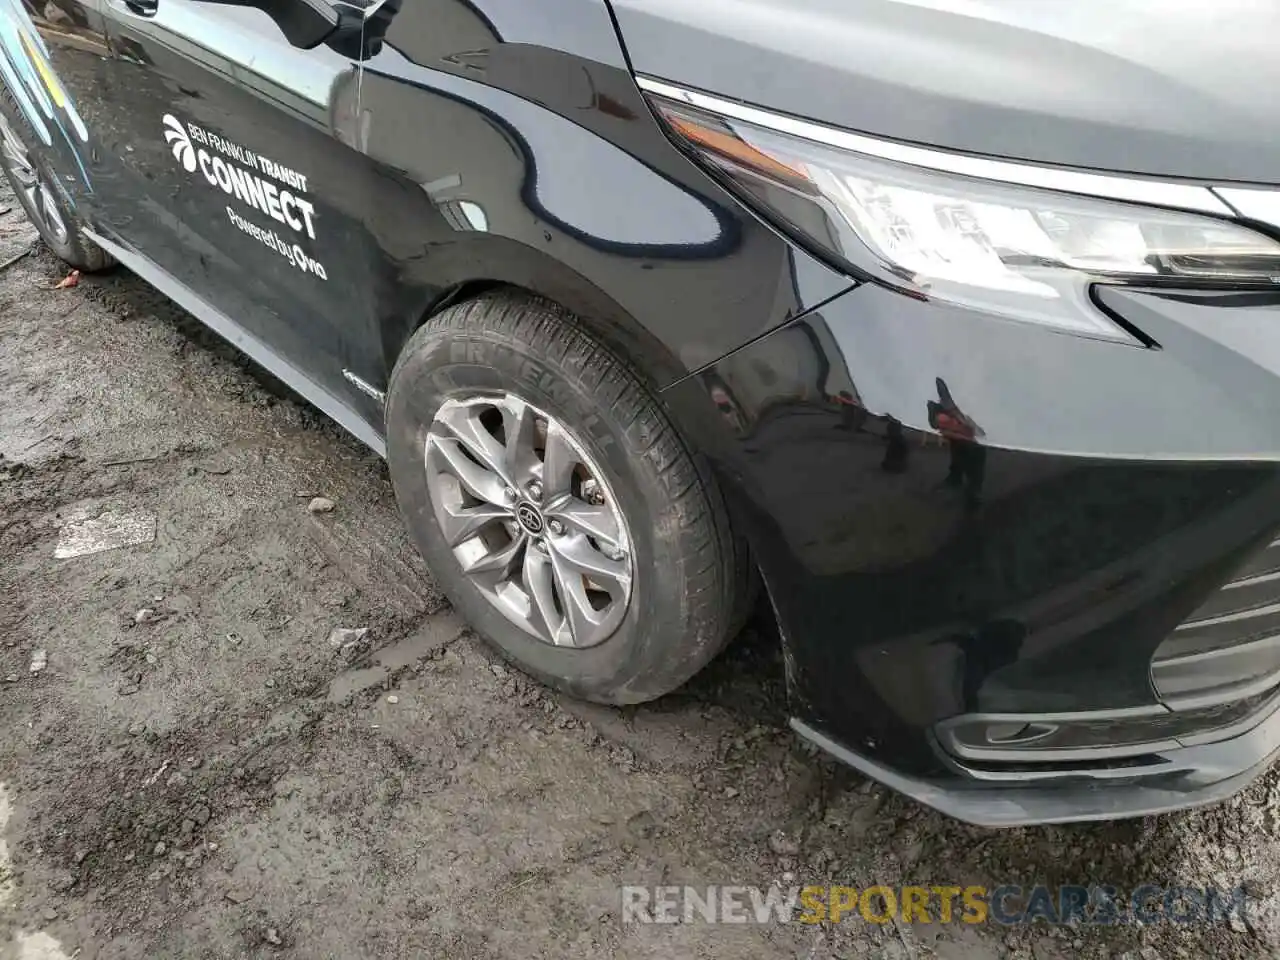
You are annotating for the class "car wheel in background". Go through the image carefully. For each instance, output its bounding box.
[0,89,113,271]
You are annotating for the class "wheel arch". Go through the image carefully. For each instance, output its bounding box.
[379,238,691,395]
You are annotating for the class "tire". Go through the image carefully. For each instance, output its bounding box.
[0,88,113,271]
[386,291,745,704]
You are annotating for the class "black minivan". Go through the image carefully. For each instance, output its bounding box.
[8,0,1280,826]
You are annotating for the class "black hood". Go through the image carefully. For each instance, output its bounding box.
[609,0,1280,185]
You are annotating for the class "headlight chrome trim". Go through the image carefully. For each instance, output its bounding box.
[636,75,1235,218]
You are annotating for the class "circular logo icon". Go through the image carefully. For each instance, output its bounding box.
[516,502,544,535]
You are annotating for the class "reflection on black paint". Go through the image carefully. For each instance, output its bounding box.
[936,619,1026,712]
[360,71,741,260]
[927,377,986,509]
[882,416,908,473]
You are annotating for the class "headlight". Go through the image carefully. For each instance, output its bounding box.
[645,87,1280,341]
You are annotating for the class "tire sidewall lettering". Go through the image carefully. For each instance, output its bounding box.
[431,337,616,454]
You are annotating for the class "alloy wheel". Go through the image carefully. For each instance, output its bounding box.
[0,112,68,246]
[424,393,634,648]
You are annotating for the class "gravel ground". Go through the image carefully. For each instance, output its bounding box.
[2,177,1280,960]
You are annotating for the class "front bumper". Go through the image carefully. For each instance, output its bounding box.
[666,278,1280,824]
[793,699,1280,827]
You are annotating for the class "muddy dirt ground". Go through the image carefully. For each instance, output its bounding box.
[3,177,1280,960]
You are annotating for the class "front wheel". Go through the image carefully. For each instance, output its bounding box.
[385,291,746,704]
[0,93,112,271]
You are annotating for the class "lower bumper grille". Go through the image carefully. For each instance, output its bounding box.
[935,534,1280,777]
[1153,534,1280,709]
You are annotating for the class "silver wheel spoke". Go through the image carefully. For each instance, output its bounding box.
[424,393,633,649]
[463,531,526,580]
[500,396,541,486]
[435,403,511,480]
[1,125,33,184]
[439,501,509,547]
[427,436,508,506]
[0,116,68,245]
[40,185,67,244]
[549,498,622,551]
[10,159,35,187]
[523,547,569,645]
[546,540,621,647]
[541,421,578,499]
[548,533,631,599]
[555,569,600,647]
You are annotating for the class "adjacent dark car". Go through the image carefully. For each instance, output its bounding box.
[7,0,1280,826]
